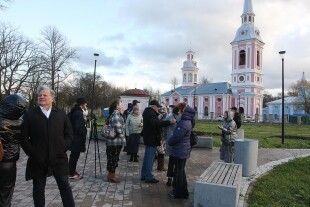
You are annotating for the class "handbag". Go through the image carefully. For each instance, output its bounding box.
[100,113,116,140]
[0,139,4,161]
[190,131,198,147]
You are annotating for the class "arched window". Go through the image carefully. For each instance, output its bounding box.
[257,51,260,66]
[183,74,186,83]
[189,73,193,83]
[194,74,197,83]
[204,107,209,116]
[239,50,246,66]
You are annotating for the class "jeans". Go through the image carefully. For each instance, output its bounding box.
[173,158,189,199]
[69,151,81,175]
[0,162,16,207]
[33,175,75,207]
[141,146,157,181]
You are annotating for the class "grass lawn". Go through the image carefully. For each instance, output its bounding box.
[193,120,310,149]
[247,156,310,207]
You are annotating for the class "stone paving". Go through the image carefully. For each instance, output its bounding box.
[11,140,310,207]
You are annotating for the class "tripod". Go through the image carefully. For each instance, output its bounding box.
[82,118,102,178]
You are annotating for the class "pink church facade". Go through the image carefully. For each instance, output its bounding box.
[161,0,264,121]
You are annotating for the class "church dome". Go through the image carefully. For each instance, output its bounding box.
[232,24,263,43]
[121,88,149,97]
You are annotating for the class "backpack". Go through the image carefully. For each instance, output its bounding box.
[234,113,242,129]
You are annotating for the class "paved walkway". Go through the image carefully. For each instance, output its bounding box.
[11,140,310,207]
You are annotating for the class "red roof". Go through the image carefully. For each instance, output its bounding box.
[121,88,149,97]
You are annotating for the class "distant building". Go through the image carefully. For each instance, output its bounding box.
[263,72,307,122]
[120,88,149,112]
[161,0,264,120]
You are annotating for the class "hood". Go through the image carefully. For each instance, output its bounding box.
[181,105,195,121]
[226,111,234,121]
[0,94,28,120]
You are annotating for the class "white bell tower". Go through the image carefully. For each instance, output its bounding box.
[231,0,264,117]
[181,49,199,88]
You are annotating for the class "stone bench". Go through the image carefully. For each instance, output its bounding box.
[192,136,213,149]
[194,162,242,207]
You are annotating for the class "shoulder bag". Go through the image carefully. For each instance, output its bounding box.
[100,113,116,140]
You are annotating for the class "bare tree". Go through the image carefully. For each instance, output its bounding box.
[289,79,310,114]
[39,26,77,90]
[0,23,40,99]
[0,0,12,10]
[171,77,178,90]
[199,75,213,84]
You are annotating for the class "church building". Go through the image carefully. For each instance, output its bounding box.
[161,0,264,120]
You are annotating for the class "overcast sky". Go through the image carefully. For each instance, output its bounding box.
[0,0,309,96]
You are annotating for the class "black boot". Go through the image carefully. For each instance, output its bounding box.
[129,155,133,162]
[133,153,138,162]
[166,178,172,186]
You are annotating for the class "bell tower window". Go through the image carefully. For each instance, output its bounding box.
[189,73,193,83]
[257,51,260,66]
[183,74,186,83]
[239,50,246,66]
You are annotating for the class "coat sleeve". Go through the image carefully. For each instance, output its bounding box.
[72,111,86,137]
[168,124,187,146]
[112,113,124,135]
[64,114,73,150]
[125,115,130,136]
[19,112,34,156]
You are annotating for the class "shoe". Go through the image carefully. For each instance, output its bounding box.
[129,155,133,162]
[166,178,172,186]
[145,178,159,183]
[168,192,174,199]
[69,172,83,180]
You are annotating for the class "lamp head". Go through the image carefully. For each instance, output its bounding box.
[94,53,99,60]
[279,51,286,58]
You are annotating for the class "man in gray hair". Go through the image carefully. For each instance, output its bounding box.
[20,85,75,206]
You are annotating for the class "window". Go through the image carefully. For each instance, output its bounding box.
[184,98,187,102]
[189,73,193,82]
[274,106,278,110]
[244,16,247,23]
[238,75,245,82]
[239,50,246,65]
[194,74,197,83]
[257,77,260,82]
[174,98,178,102]
[234,77,236,82]
[257,51,260,66]
[205,98,208,102]
[217,98,222,102]
[166,99,169,102]
[249,16,251,22]
[204,107,209,116]
[183,74,186,83]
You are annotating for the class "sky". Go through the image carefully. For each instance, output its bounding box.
[0,0,309,96]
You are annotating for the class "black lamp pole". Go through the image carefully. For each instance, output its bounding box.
[90,53,99,120]
[193,82,197,111]
[279,51,286,144]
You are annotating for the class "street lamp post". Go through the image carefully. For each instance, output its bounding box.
[238,93,240,109]
[56,69,60,107]
[193,82,197,111]
[279,51,286,144]
[90,53,99,120]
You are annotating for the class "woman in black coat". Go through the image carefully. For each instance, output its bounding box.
[68,98,87,179]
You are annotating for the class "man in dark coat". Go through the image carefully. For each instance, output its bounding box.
[20,85,75,207]
[140,100,175,183]
[68,98,87,180]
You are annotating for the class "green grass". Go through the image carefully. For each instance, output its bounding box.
[193,120,310,149]
[247,156,310,207]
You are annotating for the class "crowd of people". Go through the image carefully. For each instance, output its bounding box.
[0,84,242,206]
